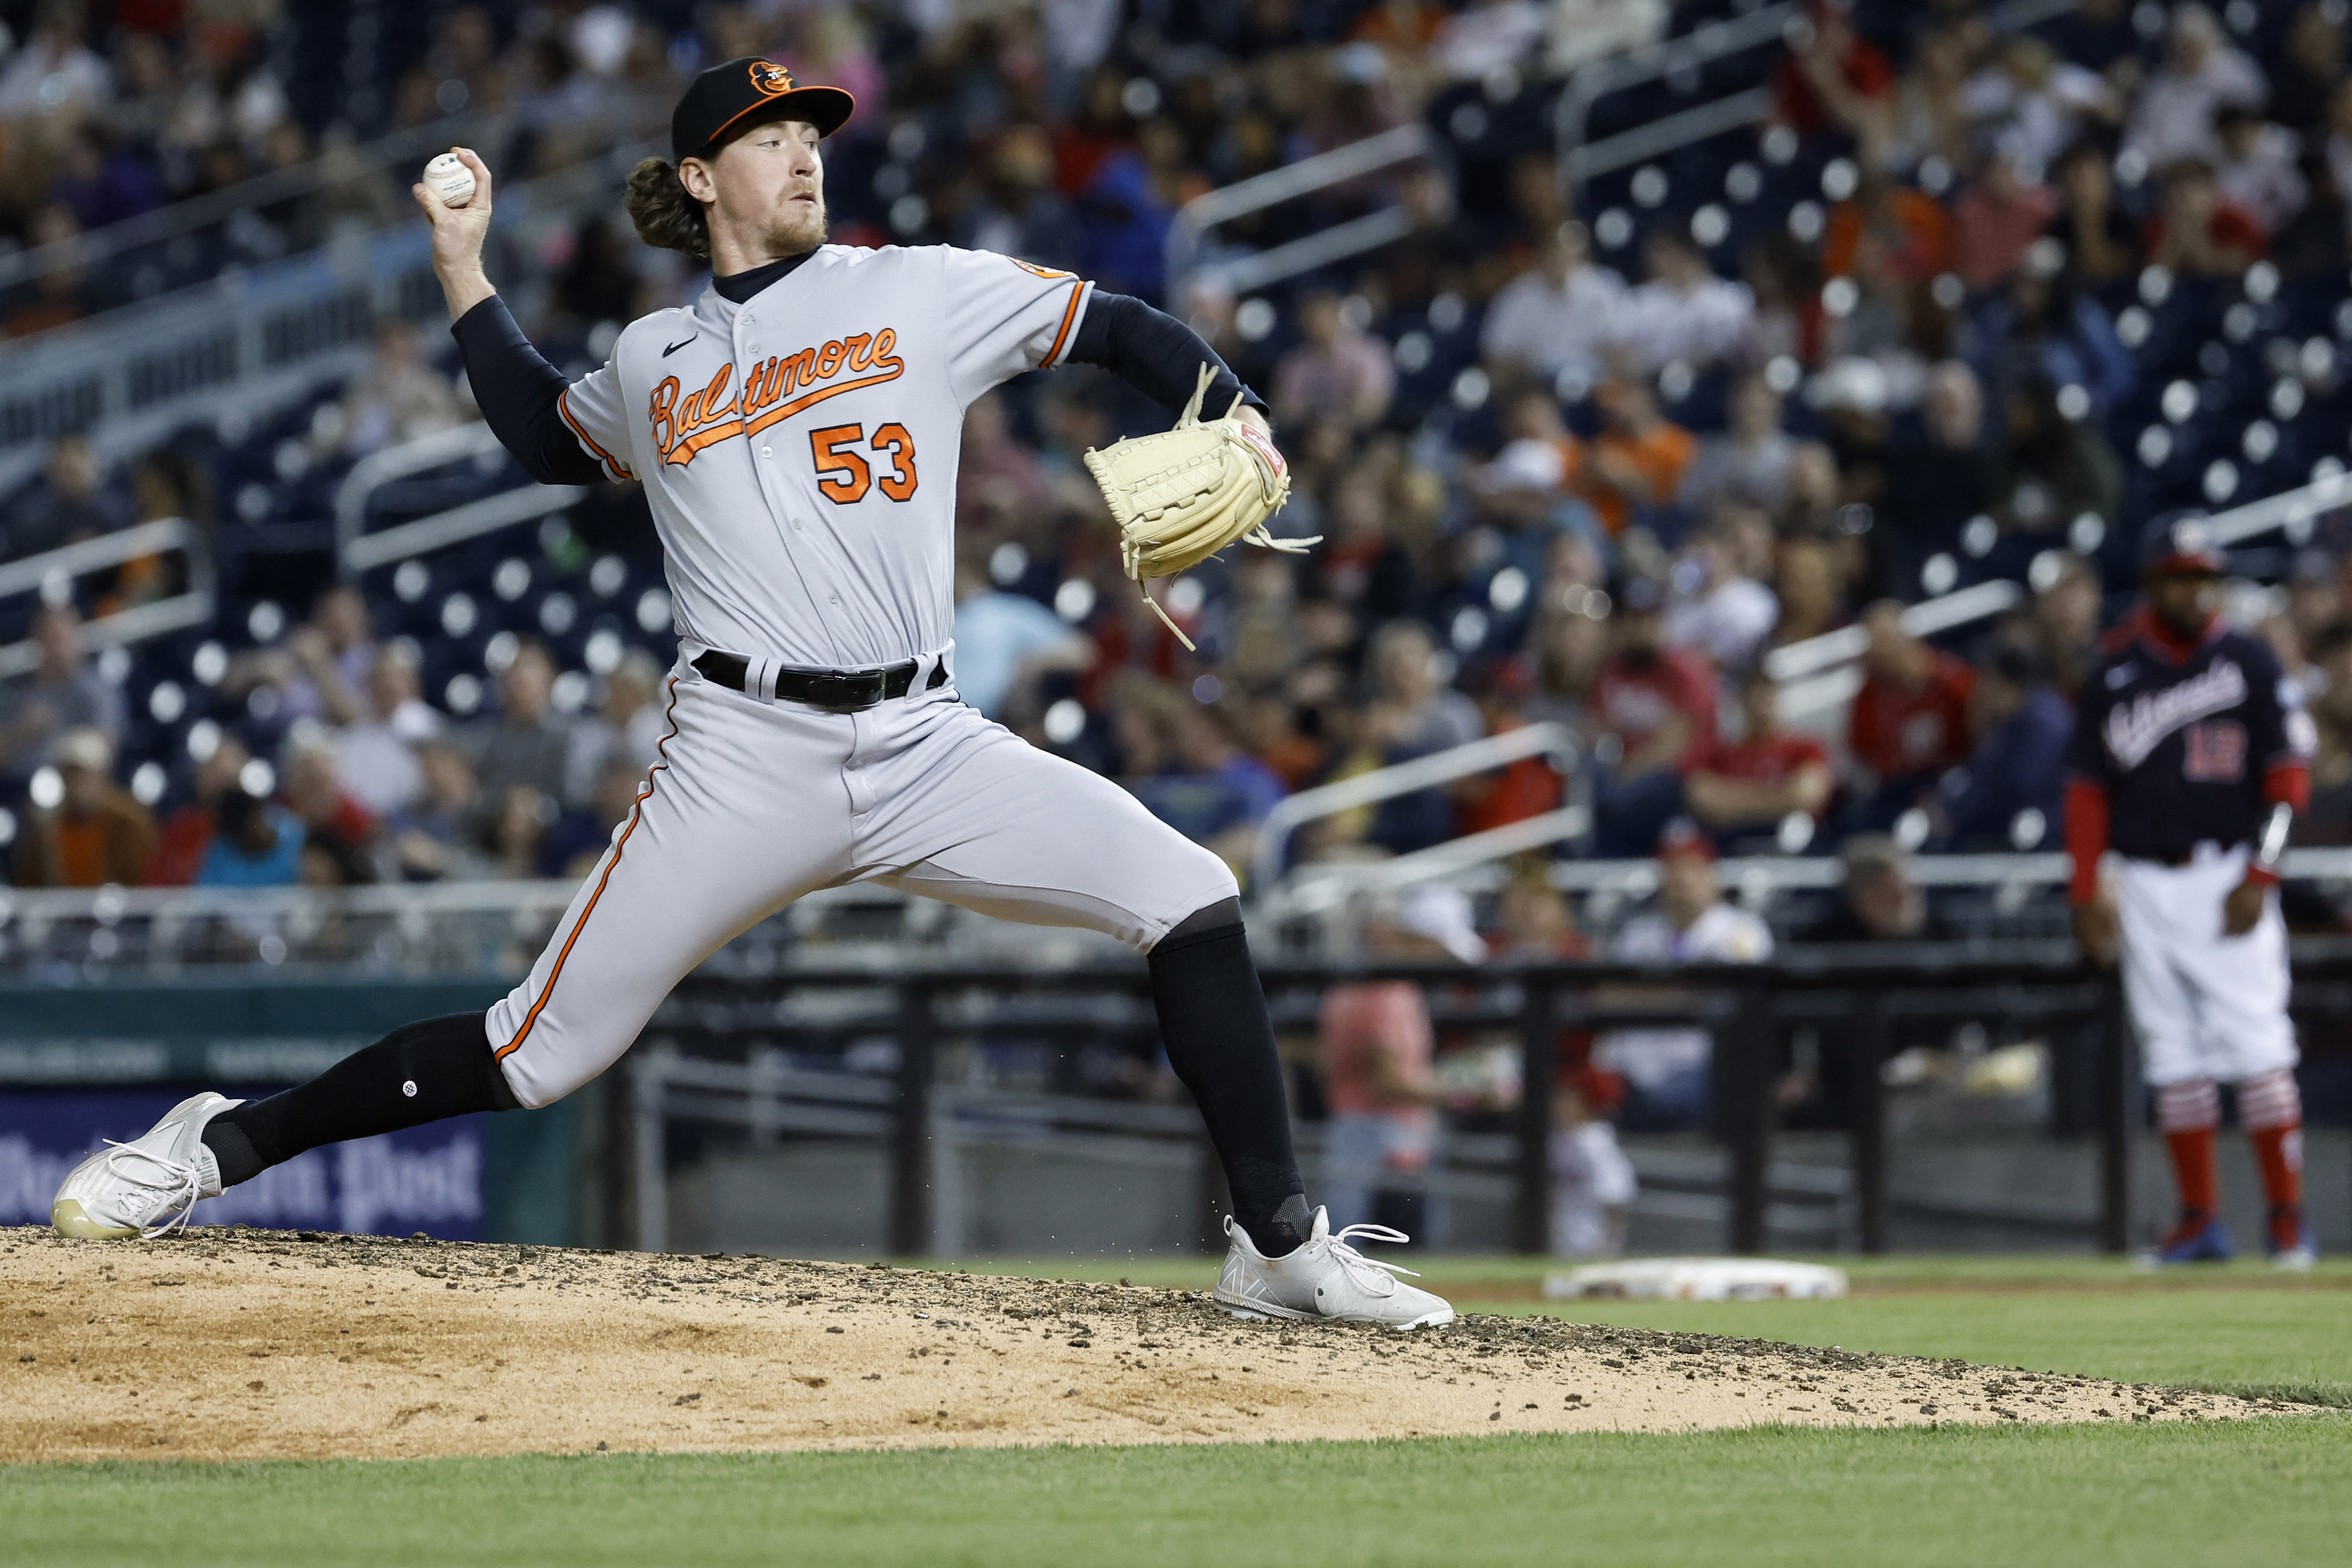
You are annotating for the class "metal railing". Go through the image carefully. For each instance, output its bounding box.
[0,114,493,296]
[1247,721,1577,891]
[330,420,595,578]
[1557,0,2080,188]
[333,421,508,544]
[1164,123,1432,303]
[1569,86,1776,186]
[1271,842,2352,930]
[1767,468,2352,726]
[0,877,952,977]
[0,135,662,492]
[340,480,589,575]
[0,517,213,679]
[641,940,2352,1256]
[13,842,2352,951]
[1554,2,1799,191]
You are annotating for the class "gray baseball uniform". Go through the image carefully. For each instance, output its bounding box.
[481,246,1236,1107]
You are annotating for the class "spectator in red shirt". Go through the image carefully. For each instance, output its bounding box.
[1951,154,2064,293]
[144,734,252,886]
[1595,577,1718,776]
[1773,1,1895,141]
[1591,576,1719,855]
[284,739,381,884]
[2143,158,2266,278]
[1686,672,1837,851]
[1847,599,1975,828]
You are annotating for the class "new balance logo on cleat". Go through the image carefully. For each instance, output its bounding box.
[1213,1206,1455,1331]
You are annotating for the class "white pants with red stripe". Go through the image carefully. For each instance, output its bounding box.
[486,650,1239,1108]
[2116,843,2298,1088]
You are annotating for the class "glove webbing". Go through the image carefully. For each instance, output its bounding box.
[1107,365,1317,651]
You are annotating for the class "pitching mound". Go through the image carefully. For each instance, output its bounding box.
[0,1228,2305,1462]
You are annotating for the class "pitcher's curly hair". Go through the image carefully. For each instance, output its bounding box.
[625,157,709,259]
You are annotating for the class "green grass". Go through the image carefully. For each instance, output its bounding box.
[7,1422,2348,1568]
[9,1254,2351,1566]
[954,1254,2352,1405]
[1497,1288,2352,1407]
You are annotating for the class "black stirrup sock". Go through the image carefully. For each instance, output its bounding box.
[202,1013,520,1187]
[1149,907,1310,1257]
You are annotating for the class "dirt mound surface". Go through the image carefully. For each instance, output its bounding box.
[0,1228,2305,1463]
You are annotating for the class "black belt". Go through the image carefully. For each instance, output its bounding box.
[692,650,945,712]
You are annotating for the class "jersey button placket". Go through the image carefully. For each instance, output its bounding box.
[743,323,805,532]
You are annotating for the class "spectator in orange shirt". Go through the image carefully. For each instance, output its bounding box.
[12,728,156,888]
[1847,599,1976,828]
[1455,657,1564,836]
[1821,168,1954,284]
[1580,375,1696,538]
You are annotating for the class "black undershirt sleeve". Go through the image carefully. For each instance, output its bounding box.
[448,295,609,487]
[1066,291,1269,420]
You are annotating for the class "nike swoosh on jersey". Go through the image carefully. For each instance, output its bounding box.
[662,336,695,357]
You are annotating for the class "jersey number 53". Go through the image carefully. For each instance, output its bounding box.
[810,423,918,504]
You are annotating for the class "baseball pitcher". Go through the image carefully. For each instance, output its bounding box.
[53,58,1451,1328]
[2065,515,2315,1267]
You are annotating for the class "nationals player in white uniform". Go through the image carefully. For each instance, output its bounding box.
[54,57,1453,1329]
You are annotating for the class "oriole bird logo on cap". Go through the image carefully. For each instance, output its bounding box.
[749,60,795,95]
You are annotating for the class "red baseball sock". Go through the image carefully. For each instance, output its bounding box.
[2156,1079,2221,1227]
[2238,1069,2305,1244]
[2163,1127,2219,1223]
[2248,1128,2305,1241]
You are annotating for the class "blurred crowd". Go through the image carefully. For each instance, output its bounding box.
[0,0,688,333]
[7,0,2352,935]
[3,588,667,890]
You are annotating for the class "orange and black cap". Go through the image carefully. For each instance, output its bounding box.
[672,57,854,164]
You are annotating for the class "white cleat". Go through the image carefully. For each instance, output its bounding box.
[50,1092,243,1240]
[2271,1243,2317,1273]
[1214,1206,1456,1331]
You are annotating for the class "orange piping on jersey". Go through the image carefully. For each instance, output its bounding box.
[495,678,681,1062]
[557,388,635,480]
[1045,279,1087,367]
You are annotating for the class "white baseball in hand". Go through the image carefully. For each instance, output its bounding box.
[423,152,476,208]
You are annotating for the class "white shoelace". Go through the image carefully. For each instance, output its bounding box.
[1320,1223,1425,1294]
[96,1140,206,1238]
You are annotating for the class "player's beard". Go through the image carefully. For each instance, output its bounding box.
[770,194,829,257]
